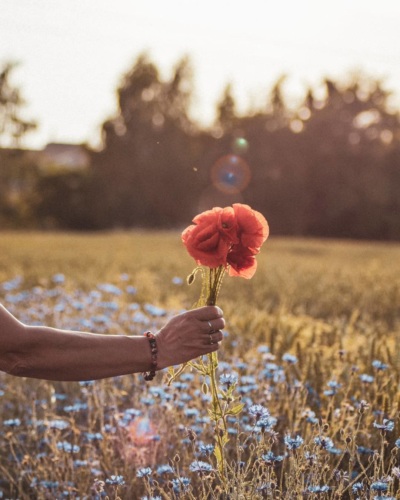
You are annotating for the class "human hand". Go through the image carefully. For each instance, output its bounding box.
[155,306,225,370]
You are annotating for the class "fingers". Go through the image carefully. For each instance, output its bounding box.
[204,317,225,333]
[186,305,223,321]
[206,330,223,345]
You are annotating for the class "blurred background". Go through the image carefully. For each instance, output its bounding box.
[1,0,399,239]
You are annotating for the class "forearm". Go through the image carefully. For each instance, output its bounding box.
[9,325,151,381]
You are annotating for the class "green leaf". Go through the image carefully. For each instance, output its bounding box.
[226,403,244,416]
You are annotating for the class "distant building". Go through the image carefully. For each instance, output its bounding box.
[37,143,90,170]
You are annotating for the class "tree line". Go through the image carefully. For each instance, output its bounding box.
[1,55,400,240]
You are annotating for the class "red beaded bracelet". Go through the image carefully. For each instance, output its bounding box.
[142,331,158,381]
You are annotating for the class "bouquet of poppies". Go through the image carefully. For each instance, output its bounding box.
[177,203,269,473]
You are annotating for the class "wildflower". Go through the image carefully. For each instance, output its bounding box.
[307,485,330,493]
[144,303,166,317]
[391,467,400,478]
[395,438,400,448]
[3,418,21,427]
[314,436,334,450]
[136,467,152,478]
[373,419,395,432]
[282,353,298,364]
[372,360,388,370]
[352,482,364,493]
[248,404,269,420]
[74,460,88,467]
[220,372,238,388]
[189,461,214,473]
[141,497,162,500]
[198,443,215,456]
[156,464,174,475]
[303,409,319,424]
[57,441,80,453]
[359,374,374,383]
[84,432,103,441]
[370,481,388,492]
[97,283,122,295]
[172,477,191,493]
[172,276,183,285]
[357,446,375,455]
[261,451,284,464]
[284,434,304,450]
[256,415,277,432]
[52,274,65,284]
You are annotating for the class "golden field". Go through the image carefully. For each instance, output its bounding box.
[0,231,399,499]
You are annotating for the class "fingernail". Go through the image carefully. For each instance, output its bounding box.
[216,306,223,317]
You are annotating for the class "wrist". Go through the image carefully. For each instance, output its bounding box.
[142,331,158,381]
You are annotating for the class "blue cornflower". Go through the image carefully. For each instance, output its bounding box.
[373,497,396,500]
[372,360,388,370]
[220,373,238,388]
[144,303,166,317]
[136,467,152,478]
[189,461,214,473]
[74,460,88,467]
[261,451,284,464]
[248,404,269,420]
[172,276,183,285]
[198,443,215,456]
[141,497,162,500]
[373,419,395,432]
[308,485,330,493]
[284,434,304,450]
[3,418,21,427]
[282,353,298,364]
[84,432,103,441]
[303,409,319,424]
[52,273,65,284]
[395,438,400,448]
[97,283,122,295]
[324,379,342,396]
[256,416,277,432]
[156,464,174,475]
[352,482,363,493]
[370,481,388,492]
[57,441,80,453]
[357,446,375,455]
[314,436,334,450]
[172,477,191,493]
[184,408,200,418]
[360,374,374,383]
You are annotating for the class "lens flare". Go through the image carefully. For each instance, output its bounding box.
[211,154,251,194]
[232,137,249,155]
[128,417,156,445]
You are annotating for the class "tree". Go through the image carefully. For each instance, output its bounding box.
[91,53,200,228]
[0,62,36,147]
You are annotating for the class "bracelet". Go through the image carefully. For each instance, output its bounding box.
[142,331,158,381]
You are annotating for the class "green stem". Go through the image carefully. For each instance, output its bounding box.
[204,266,228,476]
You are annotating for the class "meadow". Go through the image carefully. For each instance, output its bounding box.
[0,231,399,499]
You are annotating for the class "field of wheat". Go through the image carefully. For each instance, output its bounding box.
[0,231,399,499]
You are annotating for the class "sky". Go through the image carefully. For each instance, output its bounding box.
[1,0,400,149]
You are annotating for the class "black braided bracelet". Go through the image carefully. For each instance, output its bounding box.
[142,331,158,381]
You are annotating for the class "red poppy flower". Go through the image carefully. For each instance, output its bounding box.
[182,208,231,268]
[232,203,269,252]
[227,244,258,279]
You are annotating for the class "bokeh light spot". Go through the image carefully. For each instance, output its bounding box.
[211,154,251,194]
[232,137,249,155]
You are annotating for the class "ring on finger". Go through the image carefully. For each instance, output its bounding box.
[209,333,214,345]
[207,321,214,334]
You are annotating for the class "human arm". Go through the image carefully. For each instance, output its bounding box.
[0,303,224,381]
